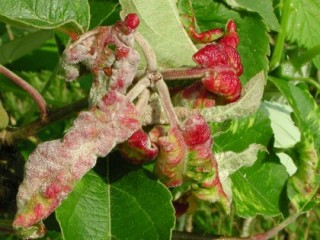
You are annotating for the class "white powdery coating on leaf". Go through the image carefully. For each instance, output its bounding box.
[14,92,140,228]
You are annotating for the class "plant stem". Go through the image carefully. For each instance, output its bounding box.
[126,76,150,102]
[268,75,320,92]
[135,32,157,71]
[0,64,47,119]
[269,0,291,70]
[155,76,181,128]
[250,212,302,240]
[135,88,150,116]
[161,67,206,80]
[172,212,303,240]
[135,32,182,127]
[291,44,320,69]
[0,97,87,145]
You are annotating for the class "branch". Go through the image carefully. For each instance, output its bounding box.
[161,67,207,80]
[135,32,157,71]
[0,97,88,145]
[0,64,47,119]
[172,212,304,240]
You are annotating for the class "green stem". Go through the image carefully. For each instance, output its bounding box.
[172,212,303,240]
[291,44,320,68]
[269,75,320,92]
[269,0,292,70]
[22,63,61,125]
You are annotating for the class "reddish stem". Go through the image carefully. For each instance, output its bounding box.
[161,67,207,80]
[155,76,180,128]
[0,64,47,119]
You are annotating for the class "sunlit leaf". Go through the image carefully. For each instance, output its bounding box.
[286,0,320,48]
[224,0,280,31]
[0,30,53,64]
[270,77,320,210]
[120,0,197,68]
[56,162,175,240]
[0,0,90,33]
[263,101,301,149]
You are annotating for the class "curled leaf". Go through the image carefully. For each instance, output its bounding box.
[13,92,141,238]
[151,114,229,212]
[62,14,140,105]
[118,129,159,164]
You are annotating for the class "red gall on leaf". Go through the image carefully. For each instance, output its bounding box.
[192,20,243,103]
[171,81,216,109]
[219,19,239,49]
[118,129,159,164]
[124,13,140,32]
[177,0,224,43]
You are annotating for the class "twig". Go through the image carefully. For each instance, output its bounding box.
[172,212,304,240]
[0,64,47,119]
[155,75,181,128]
[134,32,157,71]
[0,97,87,145]
[161,67,206,80]
[126,76,150,102]
[135,88,150,116]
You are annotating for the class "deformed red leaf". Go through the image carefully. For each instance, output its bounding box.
[151,114,230,211]
[13,92,140,234]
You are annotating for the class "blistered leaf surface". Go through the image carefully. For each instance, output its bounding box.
[13,93,140,237]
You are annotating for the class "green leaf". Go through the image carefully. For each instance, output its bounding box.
[212,105,288,217]
[263,101,301,149]
[199,71,266,123]
[286,0,320,48]
[269,77,320,210]
[120,0,197,68]
[287,131,320,210]
[0,0,90,33]
[56,160,175,240]
[0,30,53,64]
[191,0,270,83]
[216,144,267,201]
[212,103,273,153]
[231,152,289,217]
[224,0,280,31]
[89,1,119,29]
[269,78,320,147]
